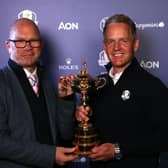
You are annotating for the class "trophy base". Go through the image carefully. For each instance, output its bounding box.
[73,122,99,155]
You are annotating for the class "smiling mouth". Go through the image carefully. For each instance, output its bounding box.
[113,53,123,57]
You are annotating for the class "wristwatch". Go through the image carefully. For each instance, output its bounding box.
[114,143,122,160]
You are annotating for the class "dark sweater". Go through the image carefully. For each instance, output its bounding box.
[89,58,168,168]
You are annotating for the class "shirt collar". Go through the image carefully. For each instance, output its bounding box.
[109,67,123,85]
[24,68,37,78]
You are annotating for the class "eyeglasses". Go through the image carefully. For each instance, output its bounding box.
[8,39,41,48]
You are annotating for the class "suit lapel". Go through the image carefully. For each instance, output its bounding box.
[2,66,37,138]
[42,79,57,144]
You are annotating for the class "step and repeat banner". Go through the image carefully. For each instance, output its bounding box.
[1,0,168,167]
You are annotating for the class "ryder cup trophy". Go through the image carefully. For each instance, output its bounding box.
[71,61,106,155]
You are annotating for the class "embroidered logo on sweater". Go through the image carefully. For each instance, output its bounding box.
[121,90,130,101]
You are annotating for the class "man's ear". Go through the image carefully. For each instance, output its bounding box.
[5,40,12,54]
[5,40,10,49]
[133,37,140,52]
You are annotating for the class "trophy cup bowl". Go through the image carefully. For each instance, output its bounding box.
[71,61,106,155]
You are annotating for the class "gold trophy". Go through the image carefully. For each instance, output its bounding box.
[71,61,106,155]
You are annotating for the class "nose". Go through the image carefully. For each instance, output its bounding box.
[114,41,120,50]
[25,41,32,48]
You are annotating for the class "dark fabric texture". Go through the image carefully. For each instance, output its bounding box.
[87,58,168,168]
[0,59,76,168]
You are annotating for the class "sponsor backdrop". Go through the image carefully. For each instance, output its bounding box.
[1,0,168,167]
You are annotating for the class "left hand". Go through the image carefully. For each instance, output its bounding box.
[55,146,78,165]
[75,105,92,122]
[89,143,115,161]
[58,75,76,97]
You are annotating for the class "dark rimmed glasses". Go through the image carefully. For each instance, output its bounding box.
[8,39,42,48]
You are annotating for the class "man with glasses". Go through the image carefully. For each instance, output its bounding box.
[0,18,78,168]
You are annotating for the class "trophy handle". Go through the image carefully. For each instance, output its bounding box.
[95,77,106,90]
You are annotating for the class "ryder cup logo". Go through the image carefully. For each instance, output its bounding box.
[121,90,131,101]
[100,16,109,32]
[98,50,109,67]
[18,9,38,25]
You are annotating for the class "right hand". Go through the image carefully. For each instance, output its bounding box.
[89,143,115,161]
[55,146,78,166]
[75,105,92,122]
[58,75,76,97]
